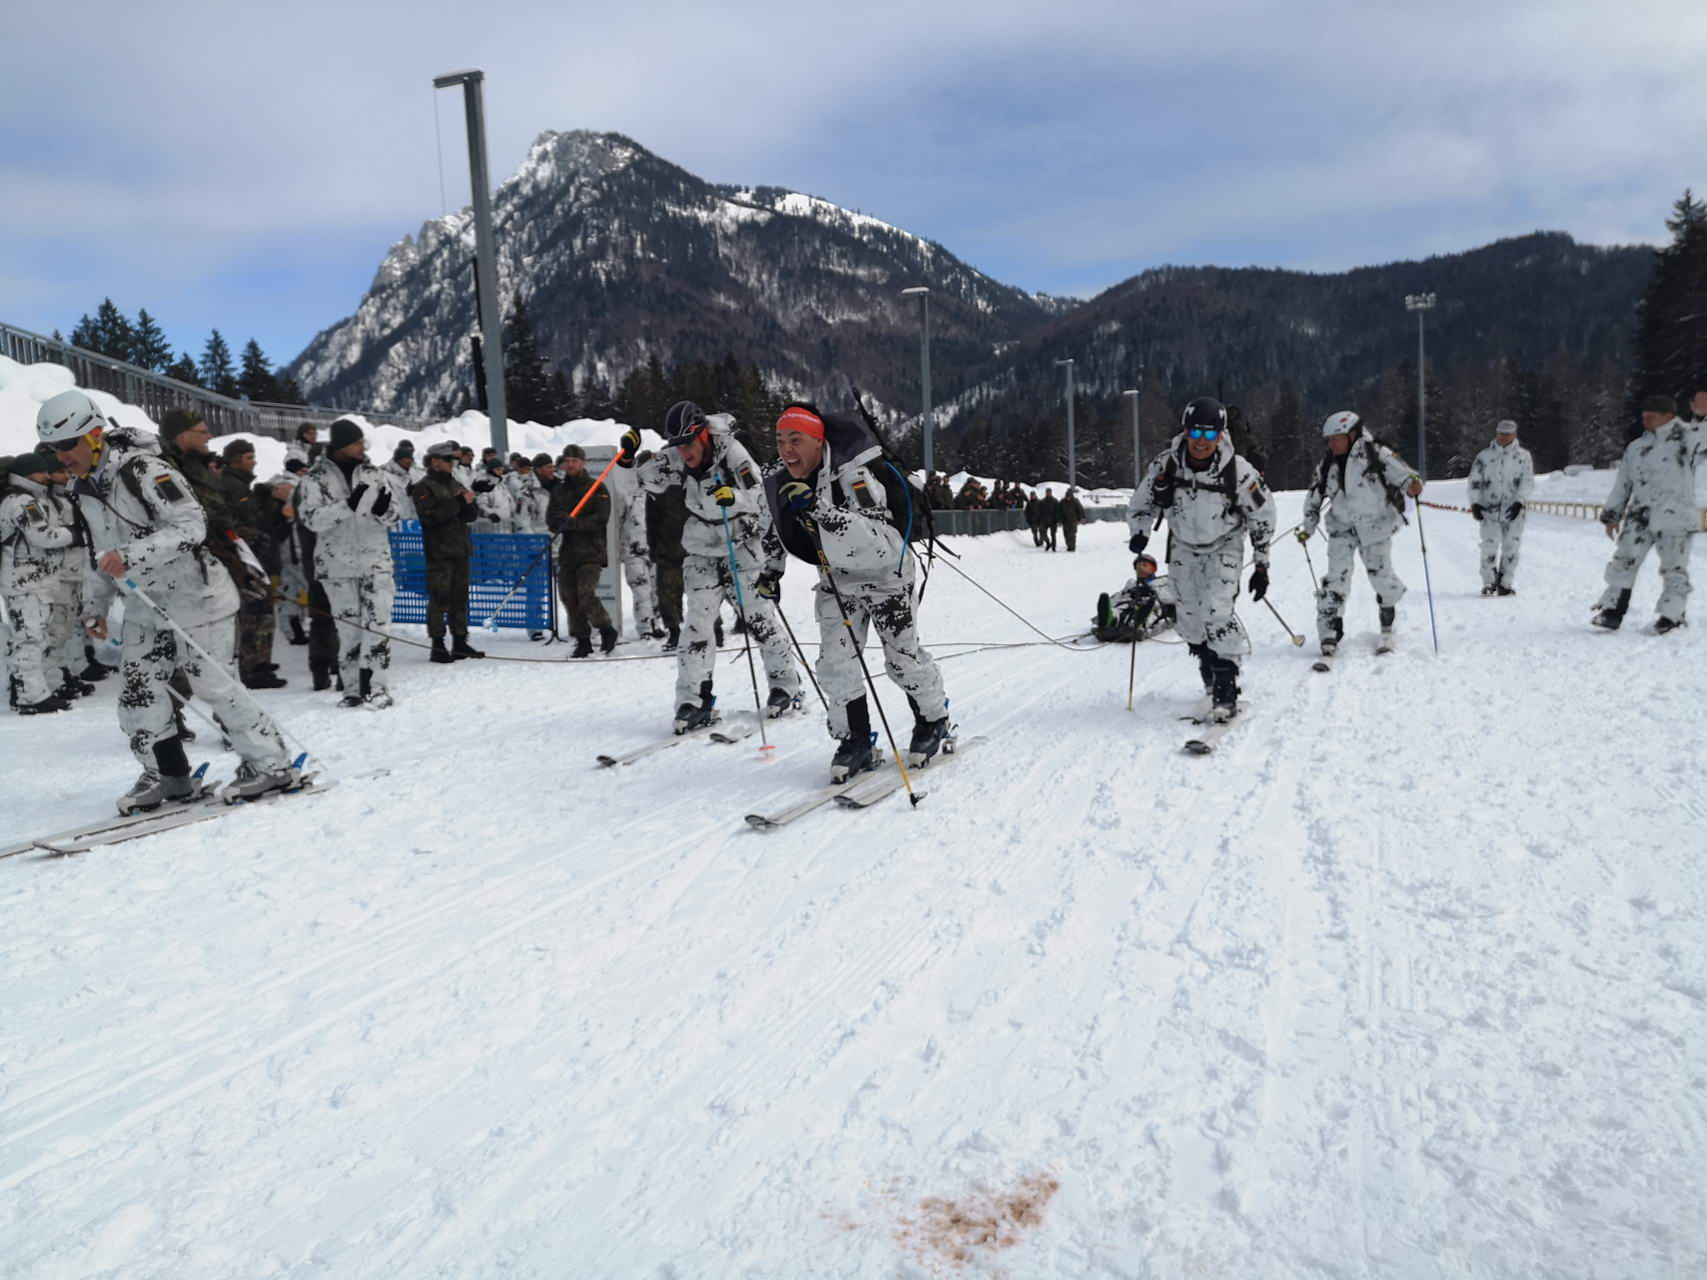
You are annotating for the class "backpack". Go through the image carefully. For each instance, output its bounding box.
[1312,436,1410,521]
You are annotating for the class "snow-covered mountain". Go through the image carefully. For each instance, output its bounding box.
[286,130,1058,418]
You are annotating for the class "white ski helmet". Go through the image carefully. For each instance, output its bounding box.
[1321,411,1360,438]
[37,388,109,445]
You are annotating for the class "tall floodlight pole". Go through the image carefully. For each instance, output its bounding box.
[1123,387,1141,491]
[434,69,508,457]
[1054,358,1076,488]
[1404,292,1436,479]
[901,286,932,476]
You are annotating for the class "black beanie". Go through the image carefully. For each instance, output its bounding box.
[222,437,255,464]
[328,418,364,452]
[9,452,53,478]
[160,407,205,440]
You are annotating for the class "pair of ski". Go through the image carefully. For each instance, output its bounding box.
[1180,700,1243,756]
[744,734,982,830]
[1311,630,1396,673]
[1,761,332,860]
[595,713,763,768]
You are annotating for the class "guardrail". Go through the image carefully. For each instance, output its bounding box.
[1424,497,1707,531]
[926,505,1126,537]
[1,319,438,440]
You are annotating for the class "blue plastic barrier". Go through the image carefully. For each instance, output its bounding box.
[389,531,554,631]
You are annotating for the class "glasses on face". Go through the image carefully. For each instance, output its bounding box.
[49,436,84,453]
[1187,427,1221,441]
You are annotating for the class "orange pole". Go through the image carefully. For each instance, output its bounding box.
[569,447,626,518]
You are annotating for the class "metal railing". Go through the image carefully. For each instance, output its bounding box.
[926,505,1126,537]
[1425,497,1707,530]
[0,320,439,440]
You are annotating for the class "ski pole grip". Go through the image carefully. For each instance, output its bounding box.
[569,448,626,519]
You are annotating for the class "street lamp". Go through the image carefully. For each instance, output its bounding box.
[433,69,509,458]
[901,286,932,477]
[1404,292,1436,479]
[1122,386,1141,491]
[1054,358,1076,489]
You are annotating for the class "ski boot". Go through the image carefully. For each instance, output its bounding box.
[1654,616,1686,635]
[58,667,96,698]
[219,760,300,804]
[1377,605,1396,649]
[765,686,799,719]
[430,638,454,664]
[1495,585,1515,597]
[15,694,70,716]
[1591,589,1630,631]
[79,644,112,681]
[1480,584,1498,597]
[117,769,203,815]
[1211,663,1240,723]
[287,617,310,646]
[662,625,681,653]
[830,734,877,783]
[570,634,594,659]
[907,714,953,768]
[452,636,485,660]
[598,626,618,655]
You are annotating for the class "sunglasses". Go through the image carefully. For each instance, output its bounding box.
[1187,427,1221,440]
[49,435,86,452]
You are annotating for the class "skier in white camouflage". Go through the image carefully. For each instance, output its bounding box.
[604,456,662,640]
[296,418,404,709]
[761,403,951,781]
[1296,411,1423,656]
[1127,397,1274,721]
[36,389,297,809]
[2,451,85,715]
[622,402,799,732]
[1467,419,1535,595]
[1592,391,1707,634]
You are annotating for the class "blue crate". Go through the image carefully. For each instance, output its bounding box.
[389,531,554,631]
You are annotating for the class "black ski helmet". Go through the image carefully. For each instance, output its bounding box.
[1181,397,1226,434]
[662,400,709,448]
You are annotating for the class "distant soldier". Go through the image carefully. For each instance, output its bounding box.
[1038,489,1059,551]
[1592,392,1707,634]
[604,452,662,640]
[472,457,516,532]
[284,422,320,469]
[1467,419,1535,595]
[1,451,83,714]
[546,443,617,657]
[219,438,285,688]
[646,466,688,651]
[411,440,485,662]
[382,440,419,521]
[1059,486,1085,551]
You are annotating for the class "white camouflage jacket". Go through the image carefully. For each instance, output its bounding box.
[382,459,420,521]
[0,475,79,598]
[71,436,237,626]
[1467,440,1535,511]
[297,454,402,580]
[474,467,516,531]
[505,471,544,533]
[1301,435,1417,541]
[1601,418,1707,535]
[1128,431,1274,566]
[634,419,769,562]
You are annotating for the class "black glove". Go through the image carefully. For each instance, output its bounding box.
[618,429,642,463]
[472,479,495,493]
[369,487,391,517]
[1248,566,1268,602]
[346,483,369,511]
[484,512,501,522]
[1471,504,1485,522]
[754,570,781,601]
[1506,502,1523,520]
[69,522,86,548]
[1128,532,1147,555]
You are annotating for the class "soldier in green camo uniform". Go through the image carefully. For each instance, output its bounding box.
[217,438,284,688]
[410,440,484,663]
[645,455,688,651]
[545,443,616,658]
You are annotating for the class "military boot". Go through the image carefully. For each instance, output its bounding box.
[451,636,485,660]
[430,638,454,664]
[598,626,618,655]
[570,634,593,659]
[1592,589,1631,631]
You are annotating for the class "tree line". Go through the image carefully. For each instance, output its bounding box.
[58,299,302,404]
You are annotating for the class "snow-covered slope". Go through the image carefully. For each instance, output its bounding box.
[3,471,1704,1275]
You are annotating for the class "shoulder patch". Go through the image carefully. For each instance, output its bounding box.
[154,473,187,504]
[1247,482,1266,507]
[851,477,877,509]
[737,463,756,489]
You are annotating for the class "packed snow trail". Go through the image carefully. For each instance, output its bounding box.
[2,488,1704,1279]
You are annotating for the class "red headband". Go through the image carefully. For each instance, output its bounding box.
[775,406,826,441]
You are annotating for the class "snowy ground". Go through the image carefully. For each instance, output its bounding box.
[4,479,1705,1279]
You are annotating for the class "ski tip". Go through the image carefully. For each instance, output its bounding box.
[757,743,778,756]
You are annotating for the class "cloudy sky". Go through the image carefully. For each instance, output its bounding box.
[4,0,1704,373]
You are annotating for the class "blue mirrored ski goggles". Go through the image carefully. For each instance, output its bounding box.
[1187,427,1221,440]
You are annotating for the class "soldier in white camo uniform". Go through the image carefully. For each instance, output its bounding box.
[1467,419,1535,595]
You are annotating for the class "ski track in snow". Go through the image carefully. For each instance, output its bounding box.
[3,491,1705,1279]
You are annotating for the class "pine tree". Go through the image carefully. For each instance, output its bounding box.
[94,299,135,362]
[1627,189,1707,421]
[132,308,174,373]
[503,297,557,424]
[550,369,577,422]
[166,354,201,386]
[238,338,279,401]
[69,314,100,352]
[273,371,305,404]
[200,330,238,397]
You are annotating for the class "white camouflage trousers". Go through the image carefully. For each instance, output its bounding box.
[814,577,947,739]
[116,604,288,769]
[1318,526,1406,643]
[1169,540,1250,663]
[4,590,73,705]
[323,573,395,692]
[278,555,310,629]
[1478,514,1525,588]
[1596,526,1693,620]
[621,528,658,635]
[675,553,798,709]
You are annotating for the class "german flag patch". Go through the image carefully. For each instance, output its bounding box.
[851,478,876,509]
[1247,482,1266,507]
[154,474,187,503]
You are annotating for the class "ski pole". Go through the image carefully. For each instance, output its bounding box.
[1126,627,1139,712]
[568,448,626,519]
[772,597,828,712]
[1299,537,1321,599]
[808,525,922,806]
[480,531,559,632]
[1263,596,1305,645]
[715,474,772,754]
[116,577,312,762]
[1414,496,1441,654]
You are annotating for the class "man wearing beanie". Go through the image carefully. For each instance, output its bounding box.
[160,409,255,604]
[1592,391,1707,633]
[545,443,617,657]
[218,437,285,688]
[505,453,542,534]
[411,440,484,662]
[285,422,321,469]
[296,417,403,707]
[382,439,420,522]
[1467,419,1535,596]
